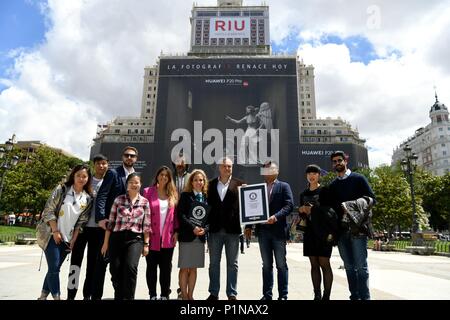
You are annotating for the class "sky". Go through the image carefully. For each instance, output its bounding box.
[0,0,449,167]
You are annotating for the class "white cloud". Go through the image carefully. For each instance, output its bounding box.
[0,0,449,166]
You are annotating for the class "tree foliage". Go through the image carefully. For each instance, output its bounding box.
[0,146,82,216]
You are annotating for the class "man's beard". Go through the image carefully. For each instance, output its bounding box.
[335,165,346,173]
[124,162,134,169]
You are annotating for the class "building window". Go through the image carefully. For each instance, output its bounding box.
[307,109,311,114]
[306,102,311,106]
[444,151,448,156]
[115,129,120,134]
[128,129,131,134]
[439,127,443,131]
[442,143,446,147]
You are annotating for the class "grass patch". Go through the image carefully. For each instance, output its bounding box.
[0,225,35,235]
[0,226,35,243]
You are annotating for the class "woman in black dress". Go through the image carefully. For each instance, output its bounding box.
[299,164,337,300]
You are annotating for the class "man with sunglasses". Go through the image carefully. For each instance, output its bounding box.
[328,151,375,300]
[94,146,138,299]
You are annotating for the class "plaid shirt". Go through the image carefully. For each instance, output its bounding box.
[107,193,151,234]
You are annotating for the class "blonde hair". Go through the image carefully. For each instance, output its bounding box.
[152,166,178,207]
[184,169,209,195]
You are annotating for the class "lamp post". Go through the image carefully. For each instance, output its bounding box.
[400,145,419,234]
[0,134,19,206]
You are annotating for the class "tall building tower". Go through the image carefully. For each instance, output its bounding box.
[297,59,317,119]
[392,92,450,176]
[190,0,270,56]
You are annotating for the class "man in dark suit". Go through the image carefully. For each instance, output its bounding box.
[206,157,244,300]
[94,146,138,299]
[246,160,293,300]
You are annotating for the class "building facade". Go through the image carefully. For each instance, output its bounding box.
[91,0,369,193]
[392,94,450,176]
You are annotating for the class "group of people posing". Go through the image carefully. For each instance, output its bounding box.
[36,147,375,301]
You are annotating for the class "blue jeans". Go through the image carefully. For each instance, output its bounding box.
[208,229,240,297]
[337,232,370,300]
[257,230,288,299]
[42,237,70,297]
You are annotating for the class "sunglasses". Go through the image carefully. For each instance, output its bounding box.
[332,158,345,164]
[123,153,137,158]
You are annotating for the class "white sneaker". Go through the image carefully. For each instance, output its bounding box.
[160,296,169,300]
[150,296,158,300]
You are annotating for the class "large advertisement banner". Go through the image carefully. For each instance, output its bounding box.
[209,17,251,38]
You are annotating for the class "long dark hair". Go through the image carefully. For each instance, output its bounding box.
[152,166,178,207]
[65,164,93,195]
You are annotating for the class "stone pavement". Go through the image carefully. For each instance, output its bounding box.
[1,242,450,300]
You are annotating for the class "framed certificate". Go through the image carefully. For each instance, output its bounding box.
[238,183,270,225]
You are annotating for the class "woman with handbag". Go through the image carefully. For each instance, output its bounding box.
[36,164,93,300]
[177,169,209,300]
[299,164,337,300]
[101,173,151,300]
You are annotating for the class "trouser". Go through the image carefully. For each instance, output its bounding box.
[257,230,288,300]
[42,237,69,297]
[109,230,143,300]
[338,232,370,300]
[208,230,240,297]
[67,227,108,300]
[145,247,175,297]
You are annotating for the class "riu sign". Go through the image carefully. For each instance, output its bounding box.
[209,17,251,38]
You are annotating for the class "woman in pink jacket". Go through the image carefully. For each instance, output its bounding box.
[143,166,179,300]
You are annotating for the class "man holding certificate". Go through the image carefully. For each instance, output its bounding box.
[245,161,294,301]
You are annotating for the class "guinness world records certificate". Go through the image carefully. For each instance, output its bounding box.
[238,183,269,225]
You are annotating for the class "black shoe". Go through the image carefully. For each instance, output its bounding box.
[260,296,272,300]
[314,290,322,300]
[228,295,237,300]
[206,294,219,301]
[278,296,287,300]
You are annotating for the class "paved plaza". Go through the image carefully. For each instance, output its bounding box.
[1,242,450,300]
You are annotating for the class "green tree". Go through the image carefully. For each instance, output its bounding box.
[0,146,82,217]
[370,165,413,235]
[420,172,450,231]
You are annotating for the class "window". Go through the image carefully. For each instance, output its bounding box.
[336,130,342,134]
[442,144,446,147]
[128,129,131,134]
[444,151,448,156]
[306,102,311,106]
[220,11,240,17]
[439,127,443,131]
[197,11,217,17]
[115,129,120,134]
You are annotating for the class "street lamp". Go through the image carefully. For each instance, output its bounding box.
[400,145,419,234]
[0,134,19,205]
